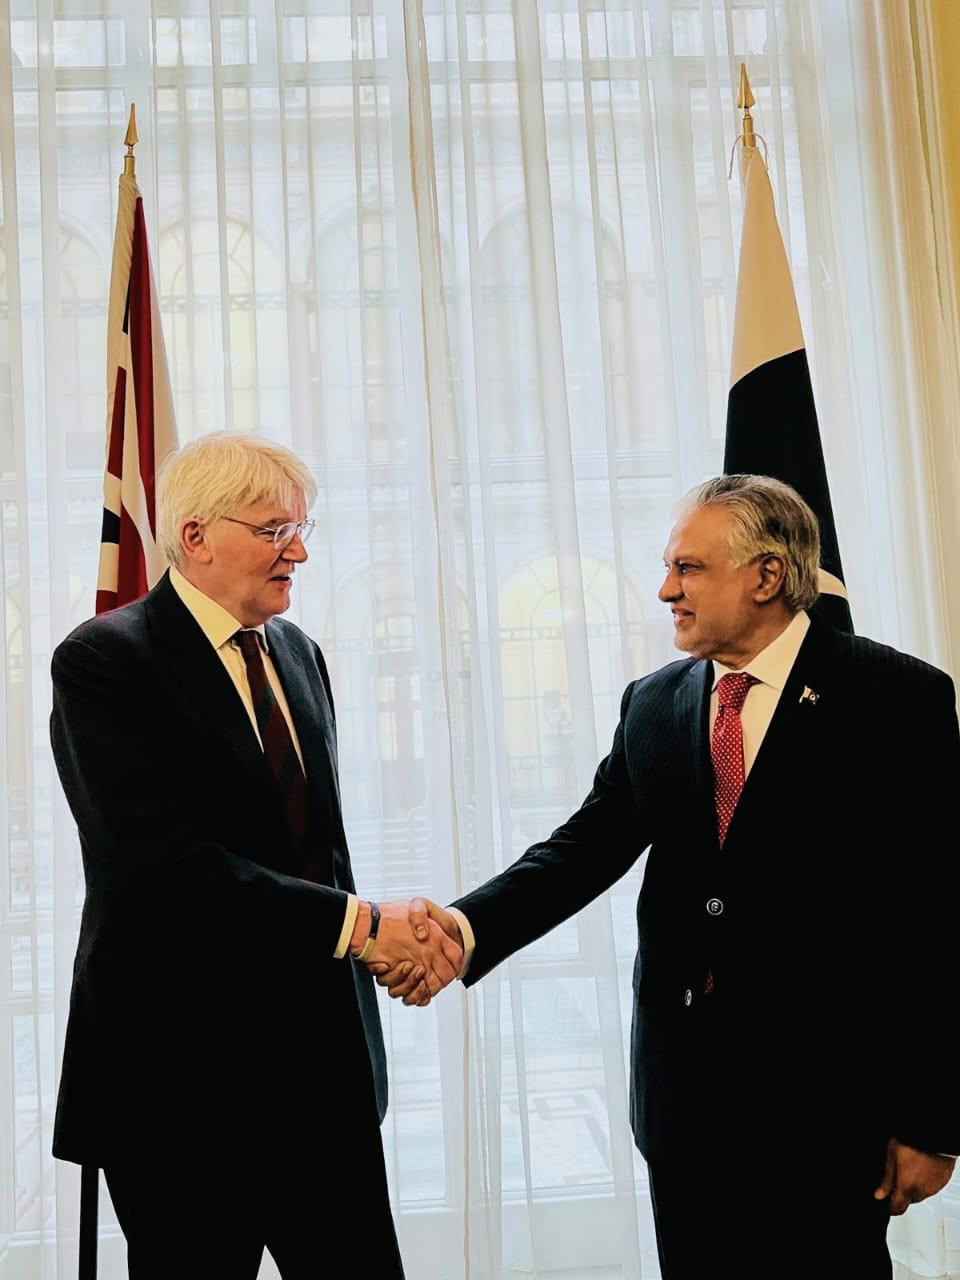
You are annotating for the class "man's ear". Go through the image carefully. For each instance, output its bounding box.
[754,554,787,603]
[180,519,213,566]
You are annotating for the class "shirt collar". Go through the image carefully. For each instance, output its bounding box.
[711,609,810,693]
[169,566,269,653]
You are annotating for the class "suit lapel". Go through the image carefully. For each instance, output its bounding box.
[265,622,353,889]
[673,659,718,850]
[723,618,839,848]
[143,574,352,886]
[264,623,341,825]
[143,573,276,793]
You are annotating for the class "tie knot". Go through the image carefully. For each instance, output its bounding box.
[235,629,262,661]
[716,671,757,713]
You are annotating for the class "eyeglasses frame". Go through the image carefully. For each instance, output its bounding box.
[220,516,316,550]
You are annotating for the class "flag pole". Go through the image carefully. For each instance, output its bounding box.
[728,63,764,177]
[123,103,137,178]
[96,101,179,614]
[737,63,756,151]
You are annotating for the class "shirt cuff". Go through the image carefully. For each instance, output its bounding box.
[446,906,475,979]
[335,894,359,959]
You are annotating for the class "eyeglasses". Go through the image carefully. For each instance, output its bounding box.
[221,516,316,550]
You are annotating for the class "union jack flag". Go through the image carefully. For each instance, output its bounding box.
[96,167,177,613]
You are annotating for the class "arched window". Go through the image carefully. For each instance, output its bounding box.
[300,210,404,465]
[60,225,110,466]
[480,204,660,457]
[319,563,423,818]
[3,224,110,471]
[158,217,285,436]
[499,553,645,807]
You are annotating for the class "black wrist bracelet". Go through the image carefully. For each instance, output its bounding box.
[354,900,380,962]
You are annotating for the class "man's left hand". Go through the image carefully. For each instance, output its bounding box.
[874,1139,956,1215]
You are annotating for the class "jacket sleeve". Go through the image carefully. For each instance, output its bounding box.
[452,682,649,985]
[51,633,351,950]
[890,668,960,1156]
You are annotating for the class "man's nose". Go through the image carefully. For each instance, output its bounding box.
[283,534,309,563]
[658,571,679,602]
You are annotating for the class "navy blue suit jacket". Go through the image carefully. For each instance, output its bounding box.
[51,571,386,1168]
[454,618,960,1162]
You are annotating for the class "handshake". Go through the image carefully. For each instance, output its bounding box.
[349,898,465,1007]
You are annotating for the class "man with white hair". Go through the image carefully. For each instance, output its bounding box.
[379,474,960,1278]
[50,433,461,1278]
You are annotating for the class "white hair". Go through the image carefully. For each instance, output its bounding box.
[157,433,318,569]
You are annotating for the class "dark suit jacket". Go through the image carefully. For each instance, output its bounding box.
[50,571,386,1170]
[454,617,960,1164]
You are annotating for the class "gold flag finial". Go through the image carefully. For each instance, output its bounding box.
[123,103,138,178]
[736,63,756,111]
[737,64,756,150]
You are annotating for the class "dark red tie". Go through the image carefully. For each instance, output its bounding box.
[236,630,311,856]
[711,671,758,847]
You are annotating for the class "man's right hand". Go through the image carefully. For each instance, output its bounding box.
[367,899,463,1006]
[351,899,463,1002]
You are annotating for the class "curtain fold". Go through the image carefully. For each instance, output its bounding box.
[1,3,957,1277]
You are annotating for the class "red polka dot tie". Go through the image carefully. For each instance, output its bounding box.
[711,671,759,847]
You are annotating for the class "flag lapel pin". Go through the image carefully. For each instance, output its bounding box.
[799,685,819,706]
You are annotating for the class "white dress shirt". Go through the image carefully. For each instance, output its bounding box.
[169,567,357,958]
[710,609,810,776]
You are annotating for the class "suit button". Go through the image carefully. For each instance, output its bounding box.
[683,988,693,1007]
[706,897,723,916]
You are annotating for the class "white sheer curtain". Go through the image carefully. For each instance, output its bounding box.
[1,1,957,1277]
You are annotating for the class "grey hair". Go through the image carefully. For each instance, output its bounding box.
[157,433,318,569]
[676,474,821,612]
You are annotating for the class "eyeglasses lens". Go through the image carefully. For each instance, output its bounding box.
[274,521,314,549]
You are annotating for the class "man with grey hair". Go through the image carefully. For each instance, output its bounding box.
[50,433,461,1278]
[379,473,960,1278]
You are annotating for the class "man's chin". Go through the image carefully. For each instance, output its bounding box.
[672,623,697,654]
[249,582,292,622]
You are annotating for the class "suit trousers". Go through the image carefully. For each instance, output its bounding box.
[639,986,896,1279]
[643,1045,892,1280]
[104,1123,405,1280]
[647,1152,892,1280]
